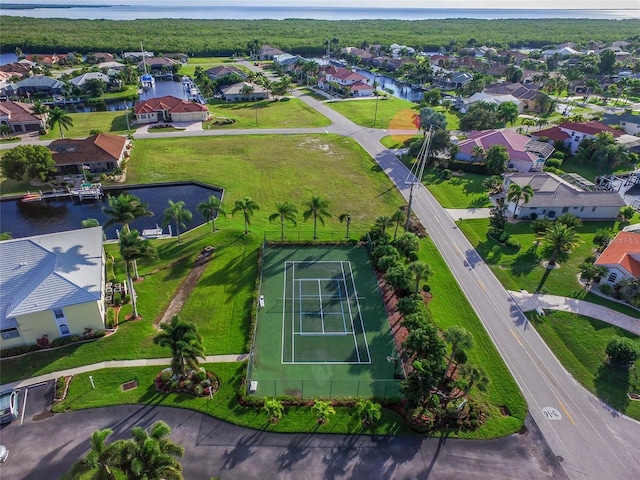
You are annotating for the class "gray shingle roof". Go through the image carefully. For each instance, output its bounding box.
[0,227,103,328]
[15,75,66,89]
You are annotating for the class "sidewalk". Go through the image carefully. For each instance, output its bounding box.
[509,290,640,335]
[444,207,492,220]
[0,354,248,391]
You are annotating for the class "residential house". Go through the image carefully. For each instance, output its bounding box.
[219,82,268,102]
[86,52,116,64]
[69,72,111,89]
[542,47,580,58]
[389,43,415,58]
[138,56,180,72]
[319,66,373,96]
[532,121,623,154]
[49,133,128,174]
[432,69,473,90]
[342,47,375,64]
[98,61,126,71]
[601,113,640,136]
[123,51,153,62]
[595,231,640,286]
[483,82,541,111]
[25,54,67,67]
[502,171,626,219]
[0,101,48,133]
[133,95,210,124]
[163,53,189,64]
[205,65,246,81]
[258,45,285,60]
[0,62,31,78]
[0,227,106,349]
[455,129,554,172]
[10,75,67,97]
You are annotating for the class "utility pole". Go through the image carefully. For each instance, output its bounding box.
[404,127,432,232]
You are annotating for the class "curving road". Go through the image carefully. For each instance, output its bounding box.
[2,75,639,478]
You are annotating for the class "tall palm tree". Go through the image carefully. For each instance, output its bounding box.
[71,428,121,480]
[103,194,153,234]
[153,315,206,377]
[443,326,474,378]
[338,213,351,238]
[119,229,157,317]
[374,215,393,236]
[540,223,582,267]
[30,100,48,116]
[121,421,184,480]
[232,197,260,234]
[390,209,405,240]
[162,200,192,244]
[471,146,486,161]
[197,195,226,233]
[459,364,489,395]
[408,260,432,293]
[303,195,331,240]
[268,201,298,240]
[47,106,73,139]
[506,183,534,218]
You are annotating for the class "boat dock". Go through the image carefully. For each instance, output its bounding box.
[22,183,103,202]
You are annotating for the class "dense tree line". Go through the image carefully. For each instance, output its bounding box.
[2,17,639,56]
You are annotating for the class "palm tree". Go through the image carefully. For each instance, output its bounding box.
[119,229,157,317]
[71,428,121,480]
[303,195,331,240]
[459,364,489,395]
[443,326,474,377]
[338,213,351,238]
[122,421,184,480]
[506,183,534,218]
[103,194,153,234]
[522,117,536,134]
[47,106,73,138]
[153,315,206,377]
[232,197,260,234]
[539,223,582,267]
[197,195,226,233]
[374,215,393,236]
[268,201,298,240]
[162,200,192,244]
[391,209,405,239]
[30,100,48,116]
[471,146,486,161]
[408,260,432,293]
[312,399,336,424]
[355,399,382,425]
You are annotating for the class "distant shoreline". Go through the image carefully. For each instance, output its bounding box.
[1,3,112,9]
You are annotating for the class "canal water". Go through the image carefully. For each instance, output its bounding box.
[1,182,223,240]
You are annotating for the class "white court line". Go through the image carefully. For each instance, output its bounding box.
[292,262,296,363]
[337,278,348,333]
[318,278,325,334]
[341,261,361,362]
[281,261,288,364]
[348,261,371,363]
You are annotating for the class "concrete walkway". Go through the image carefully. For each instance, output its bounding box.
[444,207,492,220]
[509,290,640,335]
[0,354,248,391]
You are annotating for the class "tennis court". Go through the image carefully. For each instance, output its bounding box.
[249,245,401,399]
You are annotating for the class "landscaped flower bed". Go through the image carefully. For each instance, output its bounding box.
[154,367,220,397]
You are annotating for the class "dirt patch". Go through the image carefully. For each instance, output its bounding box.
[376,270,408,355]
[154,251,214,327]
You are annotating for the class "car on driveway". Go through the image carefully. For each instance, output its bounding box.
[0,389,19,424]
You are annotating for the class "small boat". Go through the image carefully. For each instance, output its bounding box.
[141,224,163,238]
[21,192,41,203]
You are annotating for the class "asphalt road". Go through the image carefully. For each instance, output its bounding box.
[0,403,564,480]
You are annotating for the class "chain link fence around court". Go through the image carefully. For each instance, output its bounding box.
[262,230,354,243]
[254,378,403,400]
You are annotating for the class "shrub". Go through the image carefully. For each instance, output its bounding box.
[505,237,521,251]
[543,166,565,175]
[36,335,50,348]
[593,228,613,249]
[106,308,116,328]
[605,336,640,368]
[397,297,421,315]
[441,168,452,180]
[557,213,582,228]
[113,292,122,306]
[123,294,131,304]
[545,158,563,169]
[355,399,382,425]
[0,344,39,358]
[263,398,285,423]
[377,254,401,273]
[551,151,565,161]
[531,217,553,234]
[600,284,613,295]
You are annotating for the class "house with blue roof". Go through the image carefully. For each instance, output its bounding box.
[10,75,67,97]
[0,227,106,349]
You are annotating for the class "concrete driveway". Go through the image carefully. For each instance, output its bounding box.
[0,405,565,480]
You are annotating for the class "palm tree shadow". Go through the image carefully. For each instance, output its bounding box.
[535,266,553,293]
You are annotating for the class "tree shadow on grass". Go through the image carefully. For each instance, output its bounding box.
[535,266,553,293]
[511,251,540,277]
[594,362,631,415]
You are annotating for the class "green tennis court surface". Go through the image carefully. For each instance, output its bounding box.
[249,245,401,399]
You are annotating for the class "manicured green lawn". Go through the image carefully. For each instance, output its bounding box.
[380,134,417,149]
[423,168,492,209]
[205,98,330,129]
[53,363,413,436]
[459,218,640,317]
[40,111,129,139]
[326,97,419,130]
[560,157,636,183]
[419,237,526,438]
[99,85,139,101]
[529,311,640,420]
[0,176,34,197]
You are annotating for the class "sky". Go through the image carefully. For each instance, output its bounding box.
[6,0,640,9]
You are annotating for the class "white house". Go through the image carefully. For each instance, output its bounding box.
[502,172,626,220]
[532,121,623,154]
[0,227,106,349]
[595,232,640,286]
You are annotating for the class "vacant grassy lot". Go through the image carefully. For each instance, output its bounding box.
[205,97,330,129]
[423,169,492,209]
[40,111,129,139]
[326,97,419,130]
[459,218,640,317]
[529,311,640,420]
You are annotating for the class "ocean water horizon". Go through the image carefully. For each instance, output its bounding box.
[0,4,638,21]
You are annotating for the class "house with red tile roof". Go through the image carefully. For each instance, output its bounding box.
[455,129,554,172]
[49,133,128,174]
[532,121,623,154]
[0,101,48,133]
[319,66,373,96]
[595,232,640,286]
[133,95,210,124]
